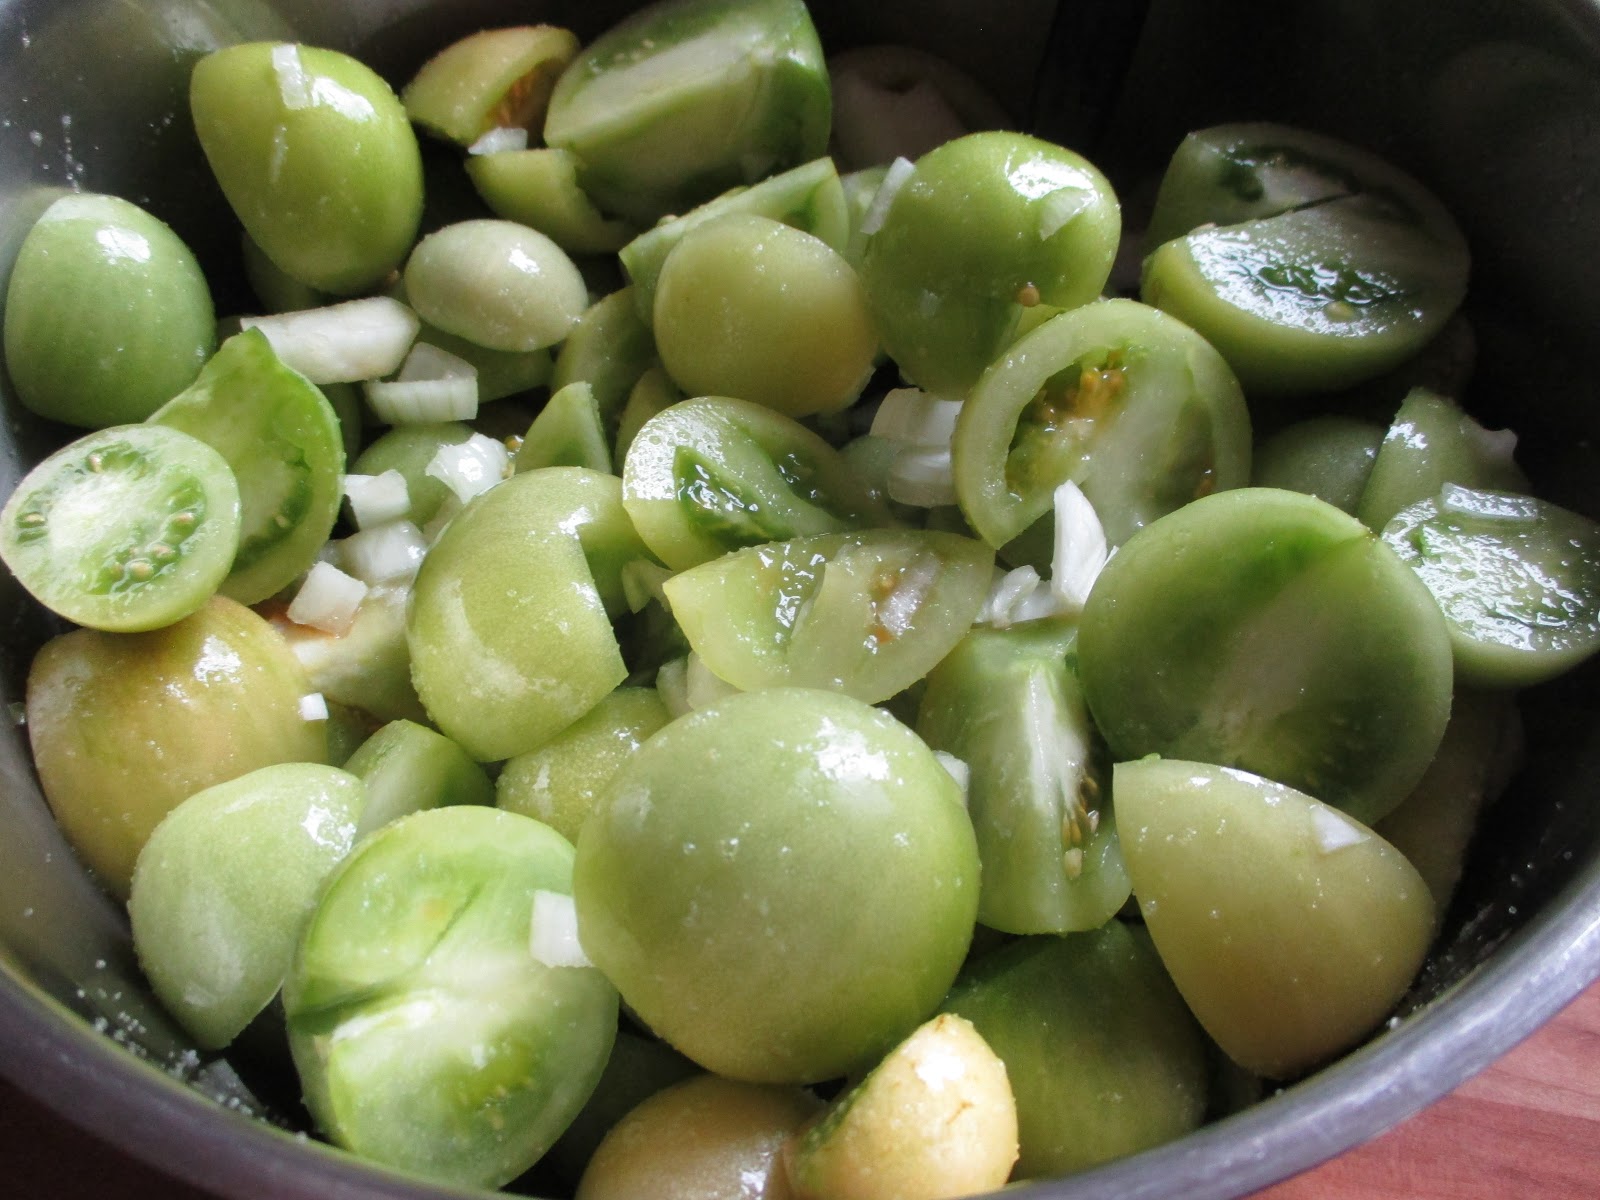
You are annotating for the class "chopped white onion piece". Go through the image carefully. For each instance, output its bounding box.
[287,561,369,636]
[468,126,529,155]
[1049,481,1108,614]
[685,652,740,710]
[871,387,963,447]
[888,446,957,507]
[366,341,480,424]
[340,519,428,585]
[272,43,313,110]
[934,751,970,805]
[1311,805,1370,854]
[621,558,675,614]
[342,470,411,529]
[398,341,477,384]
[977,565,1040,627]
[656,656,691,719]
[1038,185,1093,240]
[298,692,329,722]
[242,297,420,384]
[859,155,916,237]
[424,433,509,504]
[529,890,590,968]
[1462,420,1520,473]
[1440,482,1539,522]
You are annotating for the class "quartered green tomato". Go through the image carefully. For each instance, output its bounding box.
[150,329,345,606]
[129,762,365,1049]
[916,621,1129,935]
[342,718,494,836]
[573,687,979,1084]
[860,131,1120,396]
[190,42,423,295]
[621,395,894,571]
[285,806,618,1190]
[541,0,831,224]
[551,288,659,429]
[941,923,1207,1179]
[402,25,579,146]
[1114,758,1435,1079]
[1383,485,1600,687]
[3,192,215,428]
[467,148,640,255]
[663,529,994,704]
[952,298,1251,554]
[1078,487,1454,825]
[516,381,613,474]
[1252,414,1384,516]
[1143,159,1470,397]
[0,424,240,632]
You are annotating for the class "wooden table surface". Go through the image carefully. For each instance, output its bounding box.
[3,981,1598,1197]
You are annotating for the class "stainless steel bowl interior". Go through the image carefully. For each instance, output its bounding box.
[1,1,1599,1198]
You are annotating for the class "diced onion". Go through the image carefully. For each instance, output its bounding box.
[934,751,970,805]
[888,446,957,507]
[871,387,963,447]
[342,470,411,529]
[242,297,420,384]
[529,890,590,969]
[468,126,529,155]
[685,652,740,710]
[1049,481,1108,614]
[272,44,313,110]
[287,561,369,635]
[424,433,509,504]
[621,558,675,613]
[365,341,479,424]
[298,692,329,722]
[977,565,1040,628]
[859,155,916,237]
[1462,421,1520,473]
[339,520,428,585]
[656,656,691,719]
[1311,806,1370,854]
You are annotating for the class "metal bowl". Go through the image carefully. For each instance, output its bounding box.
[2,1,1598,1197]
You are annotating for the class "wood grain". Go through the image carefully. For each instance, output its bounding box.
[2,983,1598,1197]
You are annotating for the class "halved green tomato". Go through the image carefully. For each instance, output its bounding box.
[1078,487,1454,825]
[622,396,895,571]
[952,298,1251,554]
[1382,485,1600,687]
[150,328,345,605]
[0,424,240,632]
[663,529,993,704]
[402,25,579,146]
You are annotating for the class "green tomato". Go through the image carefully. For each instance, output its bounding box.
[653,213,878,418]
[350,422,476,528]
[1114,758,1435,1079]
[542,0,831,223]
[663,529,994,704]
[1078,487,1454,825]
[402,25,578,146]
[3,193,215,427]
[942,923,1208,1178]
[129,763,365,1048]
[952,297,1251,554]
[860,131,1121,396]
[467,148,640,255]
[25,596,326,897]
[190,42,423,295]
[285,806,618,1189]
[1252,414,1384,515]
[515,381,613,475]
[550,288,658,431]
[573,688,979,1083]
[0,424,240,632]
[342,718,494,837]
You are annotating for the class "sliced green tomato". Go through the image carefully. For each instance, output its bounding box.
[150,329,345,605]
[402,25,578,145]
[916,622,1129,935]
[618,156,849,322]
[0,424,240,632]
[860,131,1121,396]
[1356,387,1527,531]
[264,584,427,724]
[190,43,422,295]
[1142,192,1469,397]
[1382,485,1600,687]
[941,924,1207,1179]
[1114,758,1435,1079]
[516,381,613,474]
[663,529,993,704]
[952,298,1251,553]
[4,193,216,427]
[129,763,364,1049]
[342,718,495,837]
[407,469,637,761]
[622,395,895,571]
[1078,488,1454,825]
[467,148,639,255]
[1252,414,1384,516]
[541,0,831,224]
[285,806,618,1190]
[551,289,658,429]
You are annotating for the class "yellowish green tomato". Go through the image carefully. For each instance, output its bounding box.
[860,131,1121,396]
[941,923,1208,1178]
[341,718,494,836]
[25,596,326,898]
[129,763,365,1049]
[3,193,215,427]
[542,0,831,224]
[653,213,878,418]
[551,288,659,429]
[285,806,618,1190]
[515,381,613,474]
[1114,758,1435,1079]
[1078,487,1454,825]
[402,25,578,146]
[190,42,423,295]
[1252,414,1384,515]
[577,1074,821,1200]
[574,688,980,1083]
[467,148,640,255]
